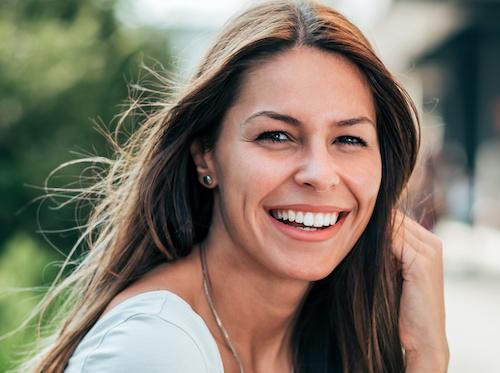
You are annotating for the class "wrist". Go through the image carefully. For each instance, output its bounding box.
[405,346,449,373]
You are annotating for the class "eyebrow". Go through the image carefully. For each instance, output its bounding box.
[241,110,375,128]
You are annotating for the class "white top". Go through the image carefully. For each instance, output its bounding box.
[65,290,224,372]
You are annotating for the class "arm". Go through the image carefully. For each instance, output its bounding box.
[392,211,449,372]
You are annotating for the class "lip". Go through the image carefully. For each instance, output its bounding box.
[265,204,348,213]
[266,209,348,242]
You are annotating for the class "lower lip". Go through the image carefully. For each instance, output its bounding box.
[267,212,347,242]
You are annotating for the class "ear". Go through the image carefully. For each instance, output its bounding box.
[190,140,217,188]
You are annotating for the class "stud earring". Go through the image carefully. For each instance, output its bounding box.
[202,175,213,186]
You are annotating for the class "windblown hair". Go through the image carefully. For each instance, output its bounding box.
[17,1,419,372]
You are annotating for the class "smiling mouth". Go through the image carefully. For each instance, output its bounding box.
[268,209,349,231]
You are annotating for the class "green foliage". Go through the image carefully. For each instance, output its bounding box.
[0,233,57,372]
[0,0,174,369]
[0,0,172,252]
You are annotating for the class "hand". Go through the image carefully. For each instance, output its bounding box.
[392,210,449,372]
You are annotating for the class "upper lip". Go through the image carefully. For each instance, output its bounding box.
[266,204,349,213]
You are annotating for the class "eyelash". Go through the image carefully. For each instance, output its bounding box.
[256,131,368,147]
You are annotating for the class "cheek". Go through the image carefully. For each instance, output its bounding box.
[340,153,382,206]
[215,143,289,207]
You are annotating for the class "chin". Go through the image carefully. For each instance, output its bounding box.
[279,254,347,282]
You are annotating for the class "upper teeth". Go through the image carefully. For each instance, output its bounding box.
[271,210,340,227]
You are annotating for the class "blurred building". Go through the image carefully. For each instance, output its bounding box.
[417,0,500,228]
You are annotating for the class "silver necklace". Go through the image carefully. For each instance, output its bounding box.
[200,243,245,373]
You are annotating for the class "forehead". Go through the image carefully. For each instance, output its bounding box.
[232,46,376,124]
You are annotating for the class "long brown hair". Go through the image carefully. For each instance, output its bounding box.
[17,1,419,372]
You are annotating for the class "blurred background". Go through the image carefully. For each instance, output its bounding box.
[0,0,498,371]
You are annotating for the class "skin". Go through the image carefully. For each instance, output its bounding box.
[104,46,448,372]
[393,211,449,371]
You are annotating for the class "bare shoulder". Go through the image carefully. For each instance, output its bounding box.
[101,249,202,318]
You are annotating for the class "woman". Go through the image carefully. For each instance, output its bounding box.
[20,0,448,372]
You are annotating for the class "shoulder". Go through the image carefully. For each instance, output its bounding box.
[81,312,207,372]
[65,291,222,373]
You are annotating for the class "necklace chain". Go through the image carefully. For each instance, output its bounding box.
[200,243,245,373]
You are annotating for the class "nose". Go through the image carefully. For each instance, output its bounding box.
[293,143,341,192]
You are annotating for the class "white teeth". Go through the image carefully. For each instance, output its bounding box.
[303,212,314,227]
[313,213,324,227]
[330,212,339,225]
[271,209,343,227]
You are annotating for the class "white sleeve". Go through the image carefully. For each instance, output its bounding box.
[78,313,209,373]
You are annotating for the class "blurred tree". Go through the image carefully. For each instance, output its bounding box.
[0,0,174,370]
[0,0,172,254]
[0,233,59,371]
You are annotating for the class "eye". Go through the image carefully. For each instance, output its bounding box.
[334,135,367,147]
[256,131,291,143]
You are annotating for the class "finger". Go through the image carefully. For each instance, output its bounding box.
[393,209,441,246]
[392,211,442,255]
[393,224,445,283]
[399,222,444,264]
[391,212,418,259]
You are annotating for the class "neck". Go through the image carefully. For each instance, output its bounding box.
[199,230,310,369]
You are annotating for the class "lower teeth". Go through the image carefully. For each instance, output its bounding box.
[297,226,317,231]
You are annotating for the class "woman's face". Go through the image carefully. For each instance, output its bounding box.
[199,46,381,281]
